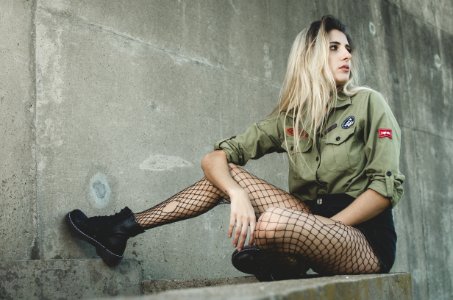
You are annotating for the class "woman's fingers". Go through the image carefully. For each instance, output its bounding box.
[248,217,256,246]
[232,221,242,247]
[228,213,235,238]
[231,215,256,250]
[228,194,256,249]
[237,221,249,250]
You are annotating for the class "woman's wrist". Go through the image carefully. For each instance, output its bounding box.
[226,185,247,200]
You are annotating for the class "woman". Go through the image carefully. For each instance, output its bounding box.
[66,15,404,280]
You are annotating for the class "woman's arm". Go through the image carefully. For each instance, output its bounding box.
[330,189,390,226]
[201,150,256,250]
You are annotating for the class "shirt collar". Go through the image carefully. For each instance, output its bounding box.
[334,92,352,108]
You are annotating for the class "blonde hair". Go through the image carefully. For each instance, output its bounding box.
[274,16,368,155]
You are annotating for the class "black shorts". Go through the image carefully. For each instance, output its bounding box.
[306,194,396,273]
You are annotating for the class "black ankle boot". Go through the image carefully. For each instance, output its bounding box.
[232,246,309,281]
[66,207,144,266]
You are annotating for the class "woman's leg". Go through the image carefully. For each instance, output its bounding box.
[254,207,381,274]
[134,164,309,229]
[134,177,225,229]
[67,164,309,268]
[133,164,312,278]
[227,164,310,215]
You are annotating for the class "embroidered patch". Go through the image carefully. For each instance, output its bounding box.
[286,128,308,139]
[286,128,295,136]
[341,116,355,129]
[378,128,393,139]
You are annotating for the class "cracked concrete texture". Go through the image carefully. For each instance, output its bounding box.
[0,0,452,299]
[0,0,37,261]
[33,0,286,283]
[134,273,412,300]
[0,259,142,299]
[36,0,288,84]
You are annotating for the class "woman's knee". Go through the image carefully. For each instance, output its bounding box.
[255,207,288,238]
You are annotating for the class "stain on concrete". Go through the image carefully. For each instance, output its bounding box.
[36,18,65,106]
[39,118,63,147]
[37,159,46,172]
[434,54,441,69]
[263,43,273,79]
[139,154,193,171]
[369,22,376,36]
[89,173,111,208]
[30,238,40,260]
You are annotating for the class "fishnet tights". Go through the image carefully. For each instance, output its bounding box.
[134,165,381,274]
[135,177,225,229]
[255,207,380,274]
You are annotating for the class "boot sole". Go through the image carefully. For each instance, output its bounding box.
[66,211,123,267]
[232,247,308,281]
[232,247,274,281]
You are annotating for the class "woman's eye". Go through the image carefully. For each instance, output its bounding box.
[346,47,352,53]
[330,45,338,51]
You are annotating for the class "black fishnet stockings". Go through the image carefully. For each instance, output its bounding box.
[134,177,225,229]
[255,207,381,274]
[227,164,310,216]
[134,165,381,274]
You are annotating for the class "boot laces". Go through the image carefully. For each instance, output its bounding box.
[89,207,131,223]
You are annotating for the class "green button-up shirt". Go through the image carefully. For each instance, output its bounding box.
[214,90,405,207]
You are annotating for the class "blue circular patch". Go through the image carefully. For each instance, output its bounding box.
[341,116,355,129]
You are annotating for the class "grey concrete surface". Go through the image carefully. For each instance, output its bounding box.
[0,259,142,299]
[109,273,412,300]
[0,0,37,261]
[0,0,452,299]
[142,276,259,294]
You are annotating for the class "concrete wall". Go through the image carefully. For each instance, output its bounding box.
[0,0,37,262]
[0,0,452,299]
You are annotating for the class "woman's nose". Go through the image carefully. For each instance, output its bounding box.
[342,48,352,60]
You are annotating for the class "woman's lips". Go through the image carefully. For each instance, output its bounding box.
[339,65,350,72]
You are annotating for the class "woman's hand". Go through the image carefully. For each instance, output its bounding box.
[228,187,256,251]
[201,151,256,250]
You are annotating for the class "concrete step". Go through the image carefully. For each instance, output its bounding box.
[142,276,259,294]
[1,258,411,300]
[124,273,411,300]
[0,259,143,300]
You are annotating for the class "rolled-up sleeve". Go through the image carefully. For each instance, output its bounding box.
[214,116,283,166]
[364,91,405,206]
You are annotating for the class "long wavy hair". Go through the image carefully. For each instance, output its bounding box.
[275,15,368,154]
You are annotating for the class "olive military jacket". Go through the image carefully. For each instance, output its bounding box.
[214,89,405,207]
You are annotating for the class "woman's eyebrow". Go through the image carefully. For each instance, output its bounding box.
[330,41,351,48]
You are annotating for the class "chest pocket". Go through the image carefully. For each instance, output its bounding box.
[323,126,357,171]
[281,139,312,153]
[281,136,316,181]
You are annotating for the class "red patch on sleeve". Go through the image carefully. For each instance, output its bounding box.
[378,128,392,139]
[286,128,294,136]
[286,128,309,139]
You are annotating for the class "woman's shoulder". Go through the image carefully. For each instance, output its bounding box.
[350,87,381,99]
[349,88,397,120]
[349,88,388,106]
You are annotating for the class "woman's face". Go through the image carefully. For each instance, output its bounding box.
[327,29,352,86]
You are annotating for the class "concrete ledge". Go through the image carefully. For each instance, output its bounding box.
[0,259,143,299]
[143,276,259,294]
[117,273,411,300]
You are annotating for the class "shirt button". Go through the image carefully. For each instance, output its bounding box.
[317,198,323,205]
[336,136,341,141]
[386,171,392,176]
[316,156,319,161]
